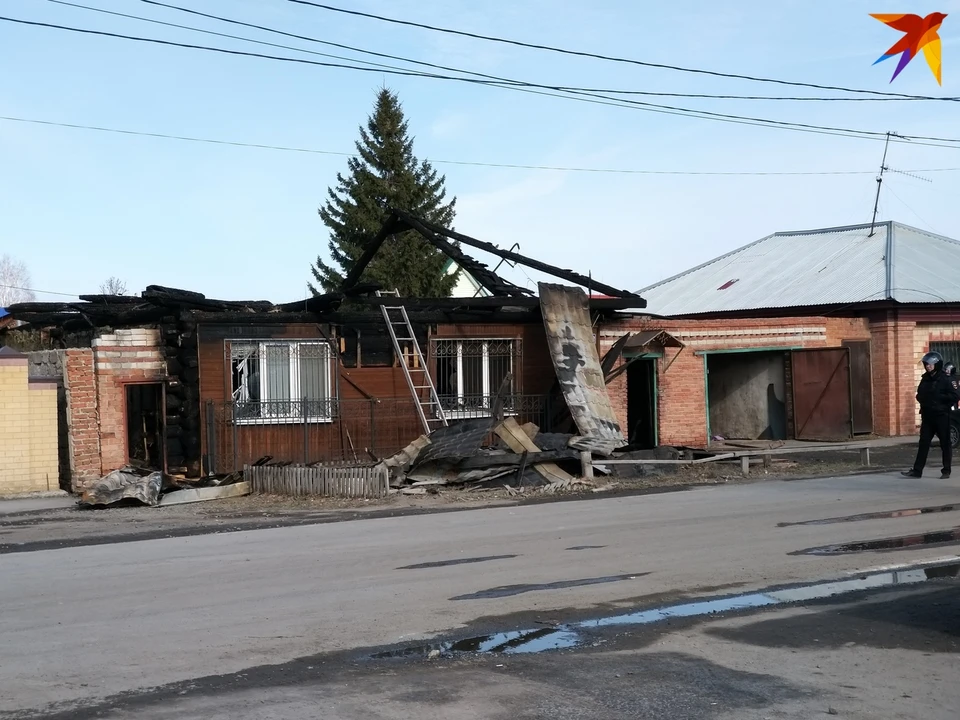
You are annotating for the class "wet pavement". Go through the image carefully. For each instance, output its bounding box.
[3,470,960,718]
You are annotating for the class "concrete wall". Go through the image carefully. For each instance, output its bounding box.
[707,352,786,440]
[0,352,59,496]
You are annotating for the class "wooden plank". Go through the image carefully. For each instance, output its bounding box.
[494,417,574,483]
[158,482,251,506]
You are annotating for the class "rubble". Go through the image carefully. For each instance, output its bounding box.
[78,465,248,508]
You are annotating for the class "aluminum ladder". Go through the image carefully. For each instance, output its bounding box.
[376,289,448,434]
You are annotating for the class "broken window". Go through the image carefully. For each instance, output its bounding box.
[229,341,335,423]
[433,338,519,417]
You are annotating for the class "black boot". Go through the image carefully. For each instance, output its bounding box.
[902,469,922,478]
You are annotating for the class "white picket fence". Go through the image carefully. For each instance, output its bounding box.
[244,462,389,498]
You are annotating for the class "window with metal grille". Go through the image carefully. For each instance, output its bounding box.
[229,341,335,423]
[929,342,960,366]
[432,338,520,417]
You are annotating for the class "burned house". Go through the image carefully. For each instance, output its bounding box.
[2,210,648,491]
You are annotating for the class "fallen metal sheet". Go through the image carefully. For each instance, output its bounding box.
[538,283,626,456]
[158,481,251,506]
[79,468,163,508]
[413,418,497,467]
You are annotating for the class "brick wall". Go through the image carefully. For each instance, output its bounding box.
[61,329,166,491]
[0,354,59,496]
[92,329,165,478]
[601,315,873,448]
[64,349,101,488]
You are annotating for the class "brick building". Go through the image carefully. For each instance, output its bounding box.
[600,221,960,449]
[0,347,59,495]
[2,210,645,491]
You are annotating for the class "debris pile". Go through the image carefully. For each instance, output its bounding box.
[79,465,248,508]
[382,417,604,495]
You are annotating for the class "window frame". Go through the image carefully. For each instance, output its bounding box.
[432,337,519,419]
[229,339,336,425]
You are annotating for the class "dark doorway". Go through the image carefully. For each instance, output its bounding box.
[627,358,658,448]
[706,352,787,441]
[841,340,873,434]
[126,383,164,469]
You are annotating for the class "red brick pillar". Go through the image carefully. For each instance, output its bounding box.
[64,349,101,490]
[870,316,917,437]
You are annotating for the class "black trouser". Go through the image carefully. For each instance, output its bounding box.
[913,412,952,475]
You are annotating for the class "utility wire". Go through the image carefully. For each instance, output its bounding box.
[48,0,474,78]
[6,16,960,149]
[124,0,957,103]
[0,283,79,299]
[5,115,960,176]
[284,0,959,101]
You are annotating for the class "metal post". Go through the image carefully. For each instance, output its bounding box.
[205,400,216,475]
[740,455,750,476]
[231,401,238,474]
[303,397,309,466]
[860,447,871,467]
[370,398,377,456]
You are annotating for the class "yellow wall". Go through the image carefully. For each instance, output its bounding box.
[0,356,59,495]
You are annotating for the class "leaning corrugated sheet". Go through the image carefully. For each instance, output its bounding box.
[636,221,960,317]
[539,283,626,456]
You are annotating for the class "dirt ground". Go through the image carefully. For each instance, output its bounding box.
[0,443,922,553]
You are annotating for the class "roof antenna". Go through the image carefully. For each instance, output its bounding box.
[869,131,900,237]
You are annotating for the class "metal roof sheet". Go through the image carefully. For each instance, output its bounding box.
[637,221,960,316]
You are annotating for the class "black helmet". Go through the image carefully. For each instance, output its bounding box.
[922,351,944,371]
[946,362,957,376]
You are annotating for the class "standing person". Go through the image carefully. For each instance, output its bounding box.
[946,362,959,411]
[903,351,960,479]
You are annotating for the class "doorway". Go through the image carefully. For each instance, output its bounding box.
[626,357,658,449]
[706,351,787,441]
[126,383,164,469]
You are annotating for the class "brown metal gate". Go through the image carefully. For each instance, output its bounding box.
[841,340,873,434]
[790,348,852,441]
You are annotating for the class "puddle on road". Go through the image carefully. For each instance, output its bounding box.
[450,572,651,600]
[779,503,959,527]
[372,561,960,660]
[793,527,960,555]
[566,545,607,551]
[397,554,518,570]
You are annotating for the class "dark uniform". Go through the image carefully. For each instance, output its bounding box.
[904,352,960,479]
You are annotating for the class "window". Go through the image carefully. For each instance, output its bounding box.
[930,342,960,366]
[230,341,334,423]
[433,338,519,417]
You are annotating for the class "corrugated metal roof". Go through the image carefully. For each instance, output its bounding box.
[539,283,626,456]
[637,221,960,316]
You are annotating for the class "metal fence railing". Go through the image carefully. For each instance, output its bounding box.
[205,394,555,474]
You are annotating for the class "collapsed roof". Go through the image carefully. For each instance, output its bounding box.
[3,210,646,331]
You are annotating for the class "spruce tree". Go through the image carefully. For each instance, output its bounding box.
[310,88,458,297]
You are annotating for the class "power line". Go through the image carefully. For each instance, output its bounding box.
[6,114,960,176]
[0,283,79,299]
[125,0,956,103]
[284,0,959,102]
[47,1,957,105]
[7,15,960,149]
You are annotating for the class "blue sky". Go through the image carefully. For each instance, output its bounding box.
[1,0,958,303]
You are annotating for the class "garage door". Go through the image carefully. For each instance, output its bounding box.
[790,348,852,441]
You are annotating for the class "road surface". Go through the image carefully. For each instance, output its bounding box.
[2,470,958,718]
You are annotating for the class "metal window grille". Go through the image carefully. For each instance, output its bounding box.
[929,342,960,366]
[431,338,521,417]
[229,340,335,423]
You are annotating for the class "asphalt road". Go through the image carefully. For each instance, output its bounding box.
[2,470,959,718]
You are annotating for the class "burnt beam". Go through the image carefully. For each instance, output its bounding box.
[393,209,644,302]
